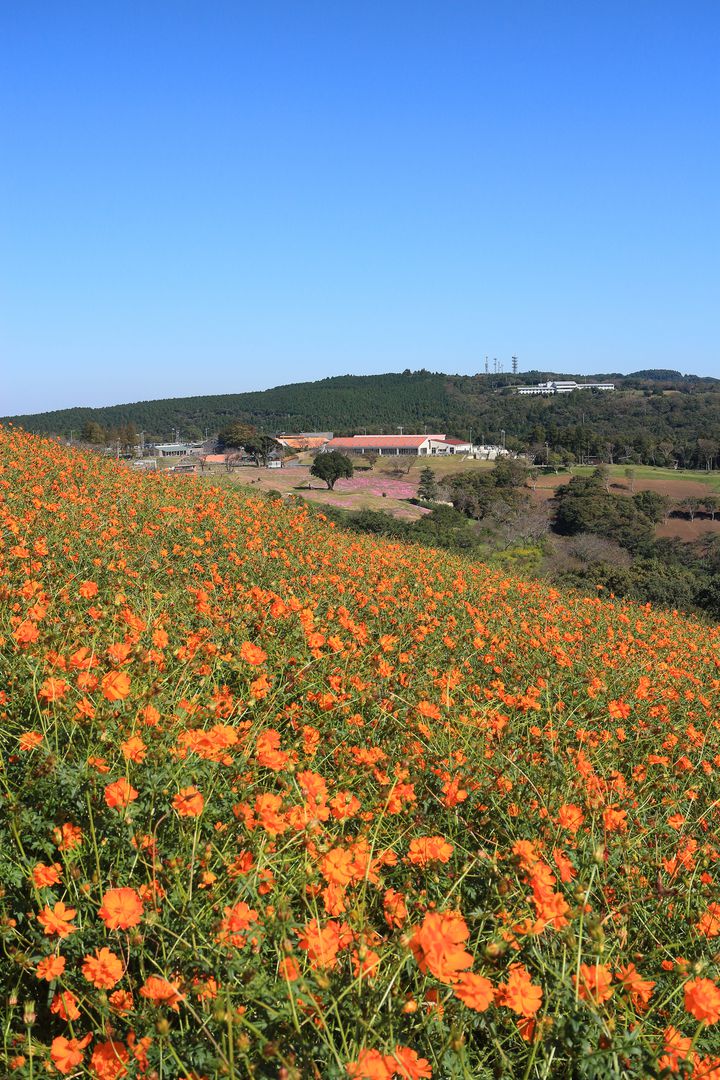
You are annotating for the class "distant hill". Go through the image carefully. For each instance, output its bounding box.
[626,368,684,380]
[4,368,720,467]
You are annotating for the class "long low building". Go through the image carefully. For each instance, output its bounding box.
[322,434,473,456]
[516,380,615,395]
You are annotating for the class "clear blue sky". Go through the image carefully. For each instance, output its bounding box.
[2,2,719,414]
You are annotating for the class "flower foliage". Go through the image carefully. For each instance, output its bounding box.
[2,427,720,1077]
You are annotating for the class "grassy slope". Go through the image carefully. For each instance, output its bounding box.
[2,429,720,1077]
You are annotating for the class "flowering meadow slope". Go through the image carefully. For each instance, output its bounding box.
[2,428,720,1080]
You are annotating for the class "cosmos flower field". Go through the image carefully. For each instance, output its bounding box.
[2,427,720,1079]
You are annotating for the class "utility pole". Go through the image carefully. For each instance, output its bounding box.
[484,356,489,375]
[501,429,506,451]
[398,426,404,436]
[512,355,518,375]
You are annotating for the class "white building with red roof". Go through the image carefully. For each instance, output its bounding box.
[321,434,473,456]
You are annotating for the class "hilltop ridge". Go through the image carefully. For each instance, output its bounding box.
[5,368,720,465]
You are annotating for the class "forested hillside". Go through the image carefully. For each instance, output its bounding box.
[5,368,720,467]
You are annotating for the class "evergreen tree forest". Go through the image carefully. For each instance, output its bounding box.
[5,368,720,469]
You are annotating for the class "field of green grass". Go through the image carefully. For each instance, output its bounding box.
[569,463,720,490]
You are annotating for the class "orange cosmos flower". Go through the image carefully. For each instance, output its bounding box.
[557,804,584,832]
[296,918,351,970]
[250,673,271,699]
[602,806,628,833]
[76,697,96,719]
[660,1024,693,1070]
[120,734,146,762]
[496,964,543,1017]
[574,963,614,1005]
[279,956,300,981]
[239,640,267,665]
[139,974,185,1010]
[50,1035,92,1076]
[13,620,39,645]
[104,778,139,810]
[82,947,125,989]
[453,972,494,1012]
[172,785,204,817]
[98,887,144,929]
[352,947,381,980]
[256,728,289,769]
[616,963,655,1011]
[38,677,69,703]
[346,1049,394,1079]
[406,836,454,867]
[78,580,99,598]
[193,975,219,1001]
[217,900,259,948]
[38,901,77,938]
[18,731,43,751]
[685,977,720,1025]
[51,990,81,1021]
[32,862,62,888]
[108,989,134,1014]
[417,700,441,720]
[89,1040,130,1080]
[101,670,131,701]
[409,910,474,984]
[55,822,83,851]
[391,1047,433,1078]
[697,903,720,939]
[36,954,66,981]
[320,846,355,886]
[140,703,161,726]
[254,791,288,835]
[383,887,408,929]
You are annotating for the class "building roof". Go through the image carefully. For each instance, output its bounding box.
[278,436,329,450]
[326,434,445,450]
[433,436,470,445]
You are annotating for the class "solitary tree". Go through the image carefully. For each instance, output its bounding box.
[244,435,279,467]
[704,496,720,521]
[417,467,438,502]
[310,451,354,490]
[218,422,257,450]
[680,497,701,522]
[81,420,107,444]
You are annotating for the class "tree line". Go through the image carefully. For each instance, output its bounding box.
[6,369,720,471]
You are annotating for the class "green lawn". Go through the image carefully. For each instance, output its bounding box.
[569,464,720,490]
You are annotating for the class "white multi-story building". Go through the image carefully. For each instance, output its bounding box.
[515,381,615,395]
